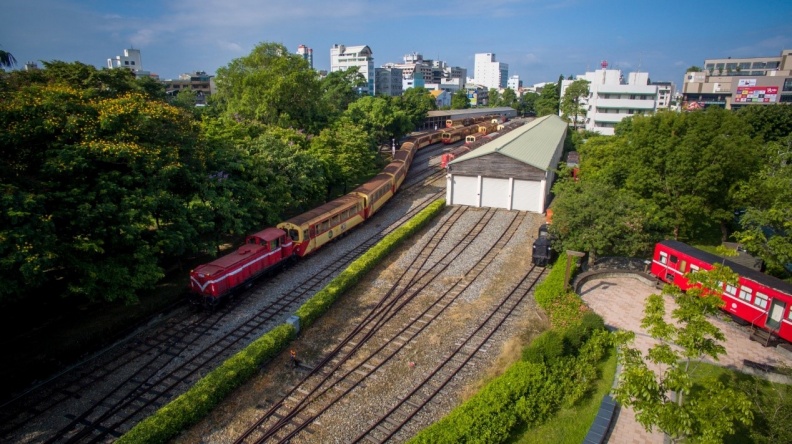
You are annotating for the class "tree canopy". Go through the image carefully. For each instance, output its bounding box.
[559,79,589,130]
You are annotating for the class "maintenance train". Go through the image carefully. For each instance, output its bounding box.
[189,117,500,306]
[650,240,792,344]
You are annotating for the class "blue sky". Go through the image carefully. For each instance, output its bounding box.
[3,0,792,87]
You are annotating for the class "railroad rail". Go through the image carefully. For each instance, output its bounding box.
[233,210,528,443]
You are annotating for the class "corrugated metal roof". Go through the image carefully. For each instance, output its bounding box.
[448,115,567,171]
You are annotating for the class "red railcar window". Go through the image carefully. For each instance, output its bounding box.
[660,252,668,264]
[739,287,752,302]
[755,292,769,310]
[670,255,678,264]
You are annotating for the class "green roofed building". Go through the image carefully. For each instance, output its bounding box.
[446,115,567,213]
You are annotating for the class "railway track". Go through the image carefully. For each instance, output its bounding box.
[353,265,547,443]
[1,168,447,442]
[232,209,529,443]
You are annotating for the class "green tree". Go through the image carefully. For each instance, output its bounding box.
[560,79,589,130]
[344,95,411,146]
[500,87,518,109]
[488,88,501,107]
[319,67,366,124]
[686,66,703,72]
[612,265,753,443]
[520,91,538,116]
[213,42,321,131]
[0,46,17,68]
[451,89,469,109]
[535,83,559,116]
[549,178,658,260]
[397,87,436,129]
[310,120,378,196]
[732,135,792,276]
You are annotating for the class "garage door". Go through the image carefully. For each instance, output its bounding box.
[481,177,510,209]
[451,175,479,206]
[512,179,543,212]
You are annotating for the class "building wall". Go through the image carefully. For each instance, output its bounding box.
[474,53,508,90]
[682,48,792,109]
[560,67,658,135]
[330,44,375,95]
[108,48,142,72]
[374,67,404,96]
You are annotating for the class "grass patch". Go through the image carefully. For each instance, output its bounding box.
[510,347,617,444]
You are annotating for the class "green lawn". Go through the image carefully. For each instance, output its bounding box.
[510,348,618,444]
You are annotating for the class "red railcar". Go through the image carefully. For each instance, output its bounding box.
[189,228,294,306]
[650,240,792,343]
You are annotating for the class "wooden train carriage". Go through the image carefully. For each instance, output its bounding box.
[651,240,792,342]
[442,126,478,144]
[477,121,498,135]
[382,161,407,192]
[277,194,366,257]
[351,173,395,218]
[189,228,293,302]
[394,144,416,169]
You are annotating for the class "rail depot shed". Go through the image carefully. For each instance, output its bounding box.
[445,115,567,213]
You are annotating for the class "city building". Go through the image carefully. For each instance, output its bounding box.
[430,89,452,108]
[466,84,489,107]
[107,48,156,78]
[507,75,522,91]
[560,61,658,135]
[374,67,403,96]
[330,44,374,95]
[162,71,215,105]
[382,52,466,93]
[472,53,508,89]
[296,44,313,69]
[682,48,792,110]
[651,81,676,110]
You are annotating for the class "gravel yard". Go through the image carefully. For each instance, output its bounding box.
[175,202,548,443]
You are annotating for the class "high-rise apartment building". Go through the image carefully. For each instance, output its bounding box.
[296,45,313,69]
[473,53,508,89]
[330,44,374,95]
[560,61,658,135]
[374,67,403,96]
[682,48,792,110]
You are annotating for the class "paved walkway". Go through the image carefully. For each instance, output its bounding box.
[579,276,792,444]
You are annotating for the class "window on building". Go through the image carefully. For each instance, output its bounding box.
[783,78,792,92]
[752,62,767,69]
[754,292,769,310]
[124,61,129,65]
[739,62,751,70]
[705,64,715,70]
[131,61,135,65]
[739,287,752,302]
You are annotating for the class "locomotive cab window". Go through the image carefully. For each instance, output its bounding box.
[270,239,279,250]
[288,229,299,242]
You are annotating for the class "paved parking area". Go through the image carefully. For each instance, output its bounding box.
[579,276,792,444]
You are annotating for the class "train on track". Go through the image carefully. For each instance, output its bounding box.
[440,119,527,168]
[650,240,792,345]
[189,115,503,307]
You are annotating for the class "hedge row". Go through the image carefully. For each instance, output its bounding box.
[119,199,447,443]
[409,251,609,444]
[410,327,610,444]
[295,198,446,328]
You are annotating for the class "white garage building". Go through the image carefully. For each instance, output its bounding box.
[445,115,567,213]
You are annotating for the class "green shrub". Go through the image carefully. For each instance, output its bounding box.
[534,254,574,310]
[119,323,294,444]
[522,330,565,364]
[296,199,445,328]
[562,311,606,355]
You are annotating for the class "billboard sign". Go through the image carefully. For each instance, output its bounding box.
[735,86,779,103]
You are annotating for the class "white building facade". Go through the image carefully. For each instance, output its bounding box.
[560,62,658,135]
[297,45,313,69]
[473,53,508,89]
[374,67,404,96]
[330,44,375,95]
[507,75,522,91]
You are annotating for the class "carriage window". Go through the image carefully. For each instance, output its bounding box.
[304,229,310,240]
[690,264,699,272]
[739,287,752,302]
[754,292,769,310]
[270,239,279,250]
[288,229,299,242]
[670,255,678,264]
[724,284,737,297]
[659,252,668,264]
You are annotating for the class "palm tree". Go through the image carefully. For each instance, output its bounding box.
[0,47,17,68]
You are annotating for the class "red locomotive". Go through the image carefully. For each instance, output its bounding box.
[650,240,792,344]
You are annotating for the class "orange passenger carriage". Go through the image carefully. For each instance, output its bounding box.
[650,240,792,344]
[278,194,366,258]
[382,161,407,193]
[189,228,294,306]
